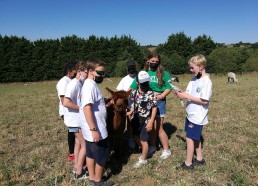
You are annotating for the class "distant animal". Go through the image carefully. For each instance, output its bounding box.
[105,87,131,157]
[228,72,238,84]
[170,75,179,83]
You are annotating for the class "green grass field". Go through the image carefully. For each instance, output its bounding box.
[0,73,257,186]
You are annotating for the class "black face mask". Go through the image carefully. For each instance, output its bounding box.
[94,76,104,84]
[71,73,77,79]
[196,71,202,79]
[149,63,159,71]
[140,82,149,91]
[128,68,136,75]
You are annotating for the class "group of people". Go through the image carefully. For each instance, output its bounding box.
[56,59,110,185]
[56,52,212,185]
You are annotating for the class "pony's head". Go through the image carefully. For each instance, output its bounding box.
[106,87,131,112]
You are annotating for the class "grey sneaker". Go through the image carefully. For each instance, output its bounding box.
[74,168,89,180]
[176,162,194,171]
[193,158,206,166]
[74,172,88,180]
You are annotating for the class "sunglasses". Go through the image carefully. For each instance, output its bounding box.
[95,70,105,77]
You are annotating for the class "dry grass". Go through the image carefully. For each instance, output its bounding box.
[0,73,257,186]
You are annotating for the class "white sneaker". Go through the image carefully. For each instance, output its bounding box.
[133,157,147,168]
[160,149,171,160]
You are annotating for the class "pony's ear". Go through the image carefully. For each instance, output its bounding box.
[106,87,115,96]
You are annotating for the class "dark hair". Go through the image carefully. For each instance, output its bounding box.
[63,60,77,76]
[75,60,88,71]
[144,51,164,86]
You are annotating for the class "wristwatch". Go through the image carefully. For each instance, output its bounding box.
[90,127,97,131]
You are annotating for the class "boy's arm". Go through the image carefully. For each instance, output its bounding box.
[176,92,209,105]
[63,97,80,110]
[146,107,157,131]
[83,104,101,141]
[60,95,65,104]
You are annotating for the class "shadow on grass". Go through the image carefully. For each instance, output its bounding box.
[163,122,177,139]
[104,134,140,180]
[171,123,205,151]
[156,122,177,150]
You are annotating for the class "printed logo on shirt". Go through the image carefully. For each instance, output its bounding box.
[196,87,201,93]
[189,123,194,128]
[150,76,158,83]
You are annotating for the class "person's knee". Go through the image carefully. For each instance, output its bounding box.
[158,128,166,136]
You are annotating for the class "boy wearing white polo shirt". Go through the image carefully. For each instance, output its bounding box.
[63,61,88,179]
[175,54,212,171]
[56,61,77,161]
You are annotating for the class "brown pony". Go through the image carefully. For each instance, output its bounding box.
[105,87,131,157]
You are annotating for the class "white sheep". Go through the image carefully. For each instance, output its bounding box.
[228,72,238,84]
[170,75,179,83]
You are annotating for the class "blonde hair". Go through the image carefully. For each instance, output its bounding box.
[188,54,207,67]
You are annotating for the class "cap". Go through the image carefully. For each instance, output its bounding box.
[127,60,136,67]
[138,71,150,83]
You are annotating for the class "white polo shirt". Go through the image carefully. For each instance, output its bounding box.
[64,78,82,127]
[56,76,71,117]
[186,75,212,125]
[80,79,108,142]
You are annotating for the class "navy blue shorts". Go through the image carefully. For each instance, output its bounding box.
[86,138,110,166]
[131,114,149,142]
[184,118,203,141]
[156,98,166,117]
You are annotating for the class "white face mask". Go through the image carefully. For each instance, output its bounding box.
[79,75,85,82]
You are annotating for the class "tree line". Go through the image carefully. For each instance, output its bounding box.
[0,33,257,82]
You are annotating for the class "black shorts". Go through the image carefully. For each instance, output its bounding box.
[131,114,149,142]
[86,138,110,166]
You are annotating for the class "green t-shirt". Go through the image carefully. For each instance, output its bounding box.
[130,70,173,92]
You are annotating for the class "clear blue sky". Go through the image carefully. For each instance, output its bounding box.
[1,0,257,46]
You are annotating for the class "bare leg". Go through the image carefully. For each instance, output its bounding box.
[185,137,194,165]
[87,157,95,181]
[73,137,80,169]
[194,140,203,161]
[140,141,148,160]
[156,117,169,150]
[74,130,86,174]
[94,163,104,182]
